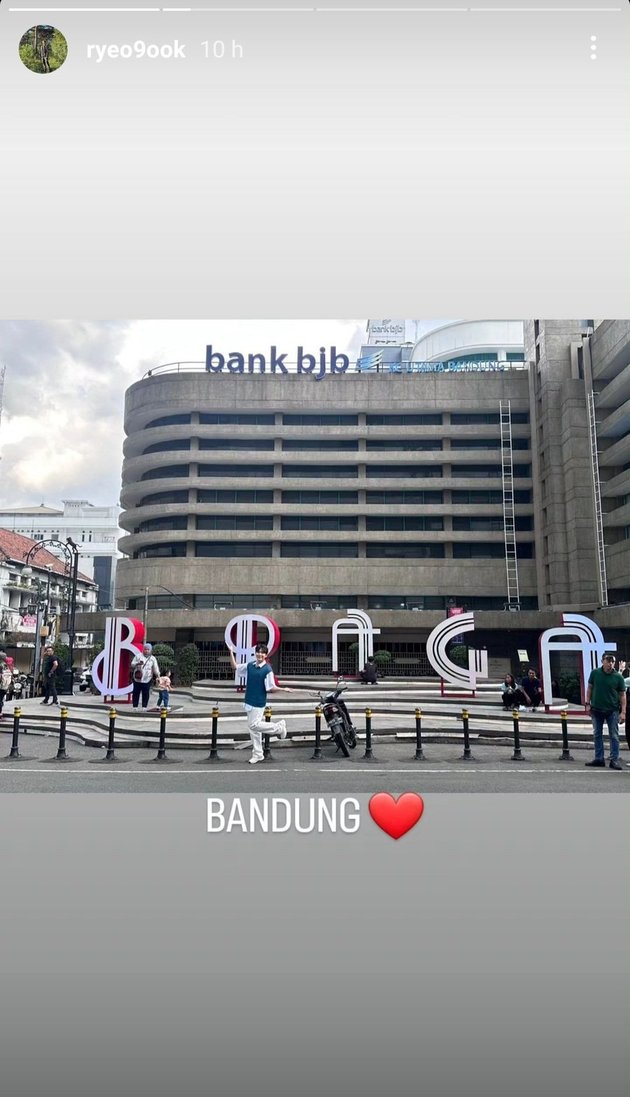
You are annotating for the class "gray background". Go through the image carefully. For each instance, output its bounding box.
[1,2,629,1091]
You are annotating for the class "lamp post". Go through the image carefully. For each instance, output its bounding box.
[23,538,80,692]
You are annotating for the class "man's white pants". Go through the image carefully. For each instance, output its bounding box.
[245,706,284,759]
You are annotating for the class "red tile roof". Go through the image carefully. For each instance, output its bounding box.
[0,528,95,585]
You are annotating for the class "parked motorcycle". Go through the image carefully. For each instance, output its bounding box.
[315,679,357,757]
[11,673,29,701]
[78,668,98,694]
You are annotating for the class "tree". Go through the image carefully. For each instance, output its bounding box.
[372,649,392,676]
[448,644,468,668]
[176,643,200,686]
[152,643,176,673]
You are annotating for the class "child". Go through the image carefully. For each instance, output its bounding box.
[156,671,172,710]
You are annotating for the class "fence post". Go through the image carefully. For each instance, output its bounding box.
[558,709,575,762]
[460,708,475,761]
[311,705,323,760]
[53,704,75,762]
[91,707,126,764]
[413,707,425,761]
[511,708,526,761]
[263,705,273,760]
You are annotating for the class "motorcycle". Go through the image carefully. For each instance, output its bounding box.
[10,673,29,701]
[315,678,357,758]
[78,668,98,694]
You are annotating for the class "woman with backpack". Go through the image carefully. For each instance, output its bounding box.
[130,643,160,710]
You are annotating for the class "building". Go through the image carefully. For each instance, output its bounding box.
[0,500,120,609]
[100,319,629,679]
[0,528,99,672]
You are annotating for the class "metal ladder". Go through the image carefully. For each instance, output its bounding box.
[500,400,521,609]
[586,390,608,607]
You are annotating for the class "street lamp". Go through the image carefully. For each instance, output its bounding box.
[23,538,80,689]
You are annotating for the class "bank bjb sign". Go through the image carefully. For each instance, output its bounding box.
[91,616,146,699]
[207,344,351,382]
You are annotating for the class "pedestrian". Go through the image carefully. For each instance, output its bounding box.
[585,652,626,770]
[0,657,13,719]
[130,643,160,710]
[156,671,172,710]
[41,646,59,705]
[228,641,293,764]
[501,673,528,710]
[359,656,378,685]
[520,667,543,711]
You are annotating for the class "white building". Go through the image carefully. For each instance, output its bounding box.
[0,499,120,609]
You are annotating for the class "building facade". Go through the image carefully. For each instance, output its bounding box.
[0,500,120,609]
[107,319,629,678]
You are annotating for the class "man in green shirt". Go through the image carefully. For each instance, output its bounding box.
[585,653,626,770]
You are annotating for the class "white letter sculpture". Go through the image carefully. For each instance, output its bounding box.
[331,609,380,675]
[538,613,615,707]
[426,611,488,690]
[224,613,281,686]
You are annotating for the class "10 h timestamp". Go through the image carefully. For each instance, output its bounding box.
[201,40,244,60]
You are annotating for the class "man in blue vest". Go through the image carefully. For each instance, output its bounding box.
[228,642,294,764]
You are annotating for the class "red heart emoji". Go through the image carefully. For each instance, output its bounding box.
[368,792,424,840]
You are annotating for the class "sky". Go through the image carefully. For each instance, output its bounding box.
[0,319,452,511]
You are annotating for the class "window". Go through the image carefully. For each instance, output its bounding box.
[138,517,188,532]
[366,490,444,504]
[452,490,502,504]
[282,440,358,451]
[283,414,358,426]
[197,489,273,503]
[143,440,191,455]
[451,439,501,450]
[198,439,275,451]
[199,413,275,425]
[452,465,502,478]
[366,516,444,531]
[196,515,273,530]
[135,543,187,558]
[279,594,358,609]
[281,490,359,504]
[198,464,274,478]
[453,543,535,558]
[280,543,359,558]
[281,516,358,530]
[366,440,442,451]
[451,413,500,425]
[453,517,504,531]
[365,543,445,558]
[139,490,189,506]
[366,465,442,479]
[367,595,446,610]
[195,542,273,557]
[366,414,442,425]
[282,465,358,479]
[141,465,190,480]
[146,414,192,428]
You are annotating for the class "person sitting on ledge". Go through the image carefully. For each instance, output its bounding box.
[359,657,378,685]
[501,673,528,710]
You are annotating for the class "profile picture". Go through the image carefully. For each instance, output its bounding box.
[19,25,68,74]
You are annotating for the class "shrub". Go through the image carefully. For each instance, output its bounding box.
[176,643,200,686]
[152,643,176,674]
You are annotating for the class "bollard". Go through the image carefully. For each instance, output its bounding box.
[91,707,126,764]
[311,705,323,760]
[511,708,526,761]
[460,708,475,761]
[4,706,34,761]
[263,705,273,761]
[197,704,227,764]
[413,707,425,761]
[558,709,575,762]
[53,705,75,762]
[362,707,378,762]
[144,707,179,764]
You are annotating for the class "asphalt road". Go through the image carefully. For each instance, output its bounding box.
[1,729,628,792]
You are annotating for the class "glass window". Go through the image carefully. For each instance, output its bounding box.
[283,414,359,426]
[281,490,359,504]
[282,440,358,451]
[280,543,359,558]
[146,414,192,428]
[366,414,442,425]
[451,439,501,450]
[366,490,443,504]
[366,516,444,531]
[366,440,442,451]
[195,542,273,557]
[365,543,445,558]
[139,490,189,506]
[142,439,191,455]
[196,515,273,530]
[453,544,507,558]
[138,517,188,532]
[282,465,359,479]
[199,413,275,425]
[197,489,273,503]
[451,413,500,425]
[451,465,502,478]
[198,464,274,478]
[281,516,358,530]
[198,439,275,451]
[366,465,442,478]
[135,543,187,558]
[141,465,190,480]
